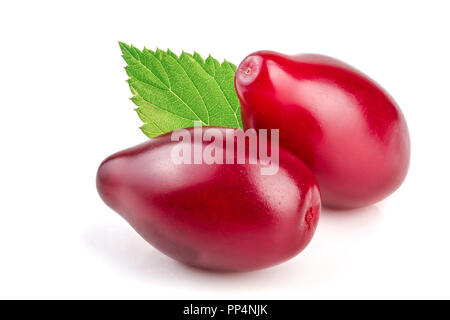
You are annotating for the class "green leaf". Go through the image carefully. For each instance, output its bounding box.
[119,42,242,138]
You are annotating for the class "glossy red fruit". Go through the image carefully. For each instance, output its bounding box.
[97,127,321,271]
[235,51,410,209]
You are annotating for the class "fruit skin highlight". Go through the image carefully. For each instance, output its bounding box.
[96,127,321,271]
[235,51,410,209]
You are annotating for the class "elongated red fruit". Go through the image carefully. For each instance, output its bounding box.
[96,127,321,271]
[235,51,410,209]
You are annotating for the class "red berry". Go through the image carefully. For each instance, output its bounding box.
[97,127,321,271]
[236,51,410,209]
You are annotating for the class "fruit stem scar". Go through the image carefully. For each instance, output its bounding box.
[305,207,314,229]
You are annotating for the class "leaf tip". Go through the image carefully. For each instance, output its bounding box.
[118,41,129,52]
[167,48,178,59]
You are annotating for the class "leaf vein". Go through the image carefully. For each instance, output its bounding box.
[171,55,211,125]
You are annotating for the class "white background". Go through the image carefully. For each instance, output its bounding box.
[0,0,449,299]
